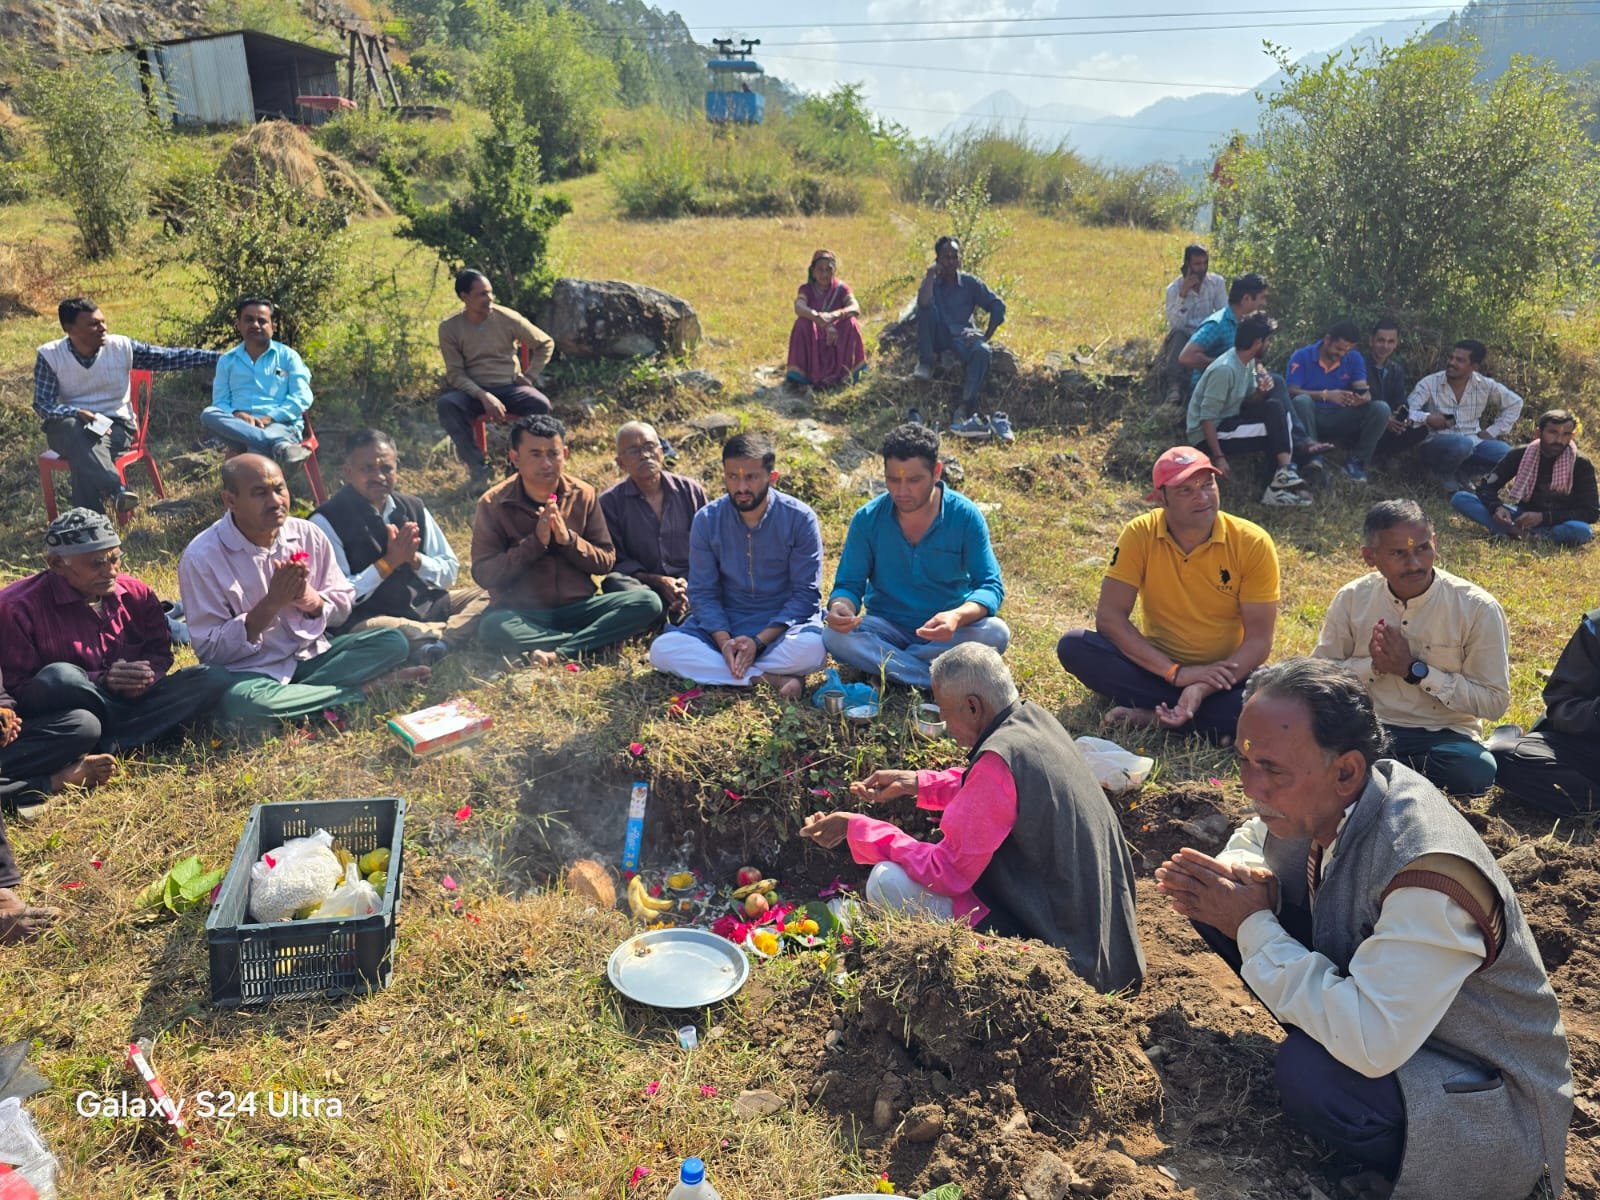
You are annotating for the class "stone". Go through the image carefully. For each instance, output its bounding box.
[536,278,701,360]
[1495,842,1544,888]
[672,368,723,394]
[732,1088,784,1119]
[793,419,834,448]
[1021,1151,1080,1200]
[1002,1107,1031,1135]
[686,411,740,439]
[901,1104,944,1143]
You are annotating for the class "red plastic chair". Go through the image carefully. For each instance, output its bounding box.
[221,416,327,505]
[470,342,536,457]
[39,368,167,526]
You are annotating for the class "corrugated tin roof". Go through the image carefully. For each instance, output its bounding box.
[119,28,341,66]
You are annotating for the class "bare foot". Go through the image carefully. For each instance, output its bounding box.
[50,754,116,792]
[762,673,804,700]
[0,887,62,945]
[524,650,561,668]
[1103,706,1159,730]
[365,665,432,695]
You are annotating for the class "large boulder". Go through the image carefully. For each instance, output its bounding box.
[537,278,701,360]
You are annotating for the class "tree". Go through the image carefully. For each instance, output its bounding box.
[386,91,570,314]
[18,55,155,260]
[1218,37,1600,358]
[487,8,618,179]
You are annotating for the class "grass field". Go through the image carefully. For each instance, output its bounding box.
[1,131,1597,1199]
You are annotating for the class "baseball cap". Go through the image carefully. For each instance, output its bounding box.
[1144,447,1220,502]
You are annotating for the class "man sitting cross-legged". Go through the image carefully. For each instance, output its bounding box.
[1057,447,1279,741]
[0,667,112,826]
[648,432,825,698]
[200,297,315,467]
[1313,500,1509,796]
[800,643,1145,995]
[311,428,491,666]
[0,508,221,763]
[1493,605,1600,817]
[179,455,417,726]
[470,414,663,664]
[824,422,1009,689]
[598,420,708,624]
[1187,314,1312,508]
[1285,318,1391,483]
[1450,408,1596,547]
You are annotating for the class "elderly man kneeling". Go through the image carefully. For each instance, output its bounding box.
[800,642,1145,994]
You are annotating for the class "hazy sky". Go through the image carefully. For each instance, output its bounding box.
[672,0,1459,135]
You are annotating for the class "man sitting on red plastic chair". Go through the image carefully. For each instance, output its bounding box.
[201,298,315,468]
[34,297,220,515]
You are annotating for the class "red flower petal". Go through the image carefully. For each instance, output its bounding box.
[628,1166,651,1188]
[454,805,472,823]
[465,912,481,924]
[723,788,743,802]
[441,874,458,891]
[564,663,581,672]
[90,857,103,869]
[699,1085,717,1097]
[62,881,84,890]
[643,1080,660,1096]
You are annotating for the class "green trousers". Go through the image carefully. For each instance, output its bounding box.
[478,590,662,657]
[217,628,412,724]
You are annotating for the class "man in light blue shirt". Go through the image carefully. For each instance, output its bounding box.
[913,236,1010,441]
[824,423,1008,688]
[648,432,825,698]
[201,298,314,467]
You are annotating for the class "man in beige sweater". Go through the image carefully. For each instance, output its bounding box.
[437,270,557,485]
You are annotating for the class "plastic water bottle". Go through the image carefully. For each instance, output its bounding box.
[665,1157,721,1199]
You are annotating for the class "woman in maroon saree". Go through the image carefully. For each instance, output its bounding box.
[786,249,867,389]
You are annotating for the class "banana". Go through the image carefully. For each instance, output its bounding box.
[731,882,759,900]
[627,875,673,918]
[756,878,778,893]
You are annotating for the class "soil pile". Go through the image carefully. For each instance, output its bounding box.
[219,121,390,217]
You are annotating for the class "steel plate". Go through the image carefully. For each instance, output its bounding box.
[607,928,749,1008]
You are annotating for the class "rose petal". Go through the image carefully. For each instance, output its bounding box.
[452,898,464,912]
[628,742,644,756]
[465,912,481,924]
[62,881,83,890]
[808,787,830,797]
[699,1085,717,1097]
[90,857,104,869]
[1208,776,1225,787]
[628,1166,651,1188]
[564,663,581,672]
[723,788,743,802]
[454,805,472,823]
[441,874,458,891]
[643,1080,660,1096]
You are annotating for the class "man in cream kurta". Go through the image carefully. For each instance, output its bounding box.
[1313,500,1509,795]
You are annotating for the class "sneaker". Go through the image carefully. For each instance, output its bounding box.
[274,440,312,467]
[1438,476,1466,495]
[1343,457,1369,483]
[14,800,48,823]
[1269,466,1308,492]
[1300,455,1327,477]
[114,489,140,513]
[1261,484,1314,507]
[410,639,451,667]
[987,411,1016,443]
[949,415,992,439]
[912,362,935,381]
[905,408,924,425]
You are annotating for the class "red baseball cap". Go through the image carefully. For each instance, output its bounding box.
[1144,447,1220,502]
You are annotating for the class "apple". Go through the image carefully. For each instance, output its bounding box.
[743,892,770,918]
[735,865,763,888]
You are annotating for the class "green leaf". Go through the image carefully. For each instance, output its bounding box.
[137,856,227,914]
[919,1186,963,1200]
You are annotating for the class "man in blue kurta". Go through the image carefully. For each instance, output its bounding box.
[648,432,825,698]
[200,298,314,466]
[824,422,1008,688]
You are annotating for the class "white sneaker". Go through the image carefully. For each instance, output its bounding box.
[1270,465,1309,491]
[1261,484,1314,507]
[912,362,935,381]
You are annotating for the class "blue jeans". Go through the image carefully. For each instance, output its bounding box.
[917,313,991,418]
[823,613,1011,689]
[200,408,303,456]
[1385,724,1497,795]
[1418,432,1510,478]
[1449,492,1593,546]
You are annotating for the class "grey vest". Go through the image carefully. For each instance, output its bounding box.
[967,701,1147,994]
[1263,760,1573,1199]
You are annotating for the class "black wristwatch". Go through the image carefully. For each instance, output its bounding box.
[1403,659,1430,685]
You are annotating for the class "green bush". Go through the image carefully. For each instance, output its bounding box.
[782,83,910,174]
[314,108,481,185]
[486,10,618,179]
[1073,163,1195,229]
[610,131,700,218]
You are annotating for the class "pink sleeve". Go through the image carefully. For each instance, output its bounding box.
[914,766,965,811]
[847,753,1017,897]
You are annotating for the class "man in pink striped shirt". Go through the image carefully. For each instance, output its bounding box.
[800,642,1144,994]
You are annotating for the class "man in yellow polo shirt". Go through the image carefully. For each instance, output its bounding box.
[1057,446,1280,740]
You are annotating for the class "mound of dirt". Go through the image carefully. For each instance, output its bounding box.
[219,121,390,217]
[797,920,1168,1198]
[1116,782,1239,870]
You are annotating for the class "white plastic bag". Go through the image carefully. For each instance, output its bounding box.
[312,863,382,919]
[247,829,342,923]
[0,1097,58,1200]
[1074,735,1155,793]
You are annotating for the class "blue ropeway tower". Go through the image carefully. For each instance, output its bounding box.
[705,37,764,125]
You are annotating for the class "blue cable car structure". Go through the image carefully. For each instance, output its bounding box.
[705,37,764,125]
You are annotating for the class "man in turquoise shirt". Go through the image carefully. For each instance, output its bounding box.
[201,298,314,467]
[824,422,1008,688]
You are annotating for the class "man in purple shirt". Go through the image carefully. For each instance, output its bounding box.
[178,455,416,725]
[0,509,222,755]
[598,421,708,623]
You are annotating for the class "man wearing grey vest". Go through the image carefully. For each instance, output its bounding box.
[800,642,1145,995]
[1157,659,1571,1200]
[34,297,221,513]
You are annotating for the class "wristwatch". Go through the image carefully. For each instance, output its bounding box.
[1403,659,1430,685]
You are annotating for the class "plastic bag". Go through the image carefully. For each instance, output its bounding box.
[0,1097,57,1200]
[810,668,879,711]
[312,863,381,919]
[1074,735,1155,794]
[247,829,342,923]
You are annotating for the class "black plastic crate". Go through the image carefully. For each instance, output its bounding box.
[205,797,406,1007]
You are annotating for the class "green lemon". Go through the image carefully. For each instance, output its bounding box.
[358,848,391,876]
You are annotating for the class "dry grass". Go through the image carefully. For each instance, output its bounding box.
[1,136,1598,1199]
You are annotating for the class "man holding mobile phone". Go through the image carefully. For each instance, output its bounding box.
[1285,319,1391,482]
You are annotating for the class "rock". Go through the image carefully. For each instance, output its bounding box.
[830,440,872,472]
[901,1104,944,1143]
[686,411,741,440]
[672,368,723,394]
[990,343,1020,382]
[1175,811,1232,844]
[872,1078,905,1130]
[793,419,833,448]
[1022,1151,1080,1200]
[562,859,614,908]
[1495,842,1544,888]
[1002,1107,1031,1135]
[536,278,700,360]
[732,1088,784,1119]
[1143,1044,1167,1066]
[824,1030,841,1049]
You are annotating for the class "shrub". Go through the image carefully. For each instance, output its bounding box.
[782,83,911,174]
[486,10,618,179]
[179,158,353,347]
[314,107,481,185]
[16,55,155,260]
[1220,36,1600,353]
[1073,163,1195,229]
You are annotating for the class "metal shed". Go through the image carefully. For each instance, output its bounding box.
[106,31,342,127]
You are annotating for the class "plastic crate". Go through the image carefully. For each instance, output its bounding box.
[205,797,406,1007]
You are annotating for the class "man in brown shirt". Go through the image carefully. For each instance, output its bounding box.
[470,414,663,663]
[438,269,558,484]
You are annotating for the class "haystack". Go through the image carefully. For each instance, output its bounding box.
[220,120,390,217]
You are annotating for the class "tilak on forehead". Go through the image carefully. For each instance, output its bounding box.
[1242,737,1251,752]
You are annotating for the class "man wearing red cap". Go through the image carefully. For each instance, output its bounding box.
[1057,447,1279,740]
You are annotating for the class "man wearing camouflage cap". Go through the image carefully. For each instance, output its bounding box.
[0,509,222,766]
